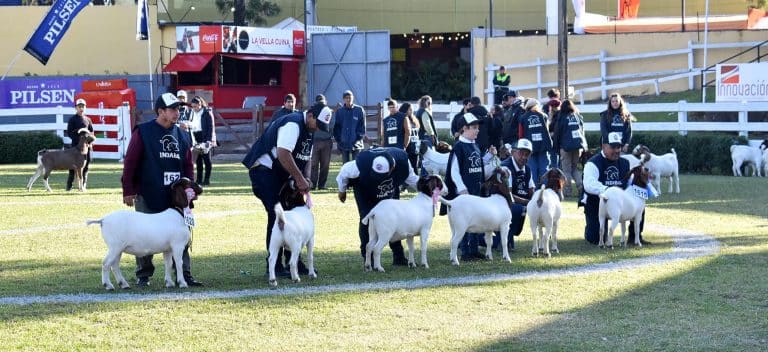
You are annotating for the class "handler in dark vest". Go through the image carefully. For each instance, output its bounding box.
[336,147,419,266]
[243,96,333,277]
[381,99,407,149]
[121,92,201,287]
[495,138,535,251]
[580,132,646,245]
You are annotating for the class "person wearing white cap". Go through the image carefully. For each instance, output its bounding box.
[518,98,553,186]
[333,90,366,163]
[580,131,647,245]
[65,98,94,191]
[176,90,191,123]
[121,92,203,287]
[336,147,419,266]
[441,112,501,261]
[243,95,333,277]
[494,138,536,251]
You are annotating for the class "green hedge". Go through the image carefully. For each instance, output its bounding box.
[585,132,748,175]
[0,131,63,164]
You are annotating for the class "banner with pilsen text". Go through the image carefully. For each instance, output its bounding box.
[23,0,90,65]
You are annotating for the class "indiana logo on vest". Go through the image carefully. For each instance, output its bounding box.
[604,166,621,186]
[376,178,394,199]
[467,151,482,173]
[159,135,181,159]
[298,140,312,161]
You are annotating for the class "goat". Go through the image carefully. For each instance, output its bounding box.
[598,157,653,248]
[27,128,95,192]
[730,144,763,177]
[439,168,513,265]
[268,181,317,286]
[419,141,452,176]
[361,175,445,272]
[87,177,202,290]
[527,168,567,257]
[631,144,680,194]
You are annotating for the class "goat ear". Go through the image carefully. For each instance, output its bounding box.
[171,184,188,208]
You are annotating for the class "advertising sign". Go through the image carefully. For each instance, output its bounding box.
[226,26,305,56]
[716,63,768,102]
[0,78,84,109]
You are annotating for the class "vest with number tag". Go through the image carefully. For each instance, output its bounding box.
[138,120,189,213]
[521,111,552,153]
[382,113,405,149]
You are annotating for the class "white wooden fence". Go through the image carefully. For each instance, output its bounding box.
[0,106,132,160]
[395,101,768,138]
[485,40,767,104]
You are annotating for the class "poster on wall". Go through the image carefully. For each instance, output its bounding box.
[229,27,305,56]
[716,63,768,102]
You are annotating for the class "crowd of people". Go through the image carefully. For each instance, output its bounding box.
[106,83,644,285]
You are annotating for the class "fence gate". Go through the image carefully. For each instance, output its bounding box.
[309,31,390,107]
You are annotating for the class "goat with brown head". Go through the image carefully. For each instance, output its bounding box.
[416,174,445,198]
[481,167,513,210]
[170,177,203,210]
[538,168,568,204]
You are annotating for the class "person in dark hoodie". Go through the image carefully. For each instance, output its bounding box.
[468,96,501,155]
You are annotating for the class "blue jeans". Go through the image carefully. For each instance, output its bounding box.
[528,151,550,186]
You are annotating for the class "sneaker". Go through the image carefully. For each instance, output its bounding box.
[184,277,204,287]
[136,277,150,287]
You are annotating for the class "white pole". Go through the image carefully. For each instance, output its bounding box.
[146,33,154,100]
[1,51,22,80]
[702,0,709,103]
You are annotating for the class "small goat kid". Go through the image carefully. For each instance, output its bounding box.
[631,144,680,194]
[87,177,202,290]
[27,128,95,192]
[419,141,452,176]
[440,168,514,265]
[268,181,317,286]
[730,144,764,177]
[361,175,445,272]
[598,157,652,248]
[527,168,567,257]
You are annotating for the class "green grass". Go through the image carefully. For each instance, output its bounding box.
[1,161,767,351]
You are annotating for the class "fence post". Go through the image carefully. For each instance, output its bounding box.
[118,104,131,161]
[486,64,495,104]
[599,50,607,101]
[536,58,543,99]
[738,102,748,138]
[677,100,688,136]
[55,106,65,141]
[687,40,694,89]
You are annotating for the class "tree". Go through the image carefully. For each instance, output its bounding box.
[215,0,281,26]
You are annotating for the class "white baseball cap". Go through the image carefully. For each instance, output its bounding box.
[515,138,533,151]
[75,98,86,106]
[371,156,390,174]
[176,90,188,98]
[607,132,623,146]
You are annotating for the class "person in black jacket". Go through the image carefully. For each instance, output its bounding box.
[600,92,633,153]
[66,98,94,191]
[189,96,215,185]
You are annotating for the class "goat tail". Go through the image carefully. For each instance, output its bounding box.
[274,203,287,226]
[535,184,546,208]
[361,210,374,226]
[599,193,609,203]
[671,148,676,155]
[86,219,102,226]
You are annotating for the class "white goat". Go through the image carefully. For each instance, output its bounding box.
[27,128,95,192]
[527,169,566,257]
[632,145,680,194]
[419,141,451,176]
[87,178,201,290]
[268,182,317,286]
[598,159,651,248]
[730,144,763,177]
[361,175,444,272]
[439,169,513,265]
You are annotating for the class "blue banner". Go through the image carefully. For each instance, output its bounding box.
[23,0,90,66]
[136,0,149,40]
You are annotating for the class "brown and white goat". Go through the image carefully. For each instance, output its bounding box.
[268,180,317,286]
[27,128,95,192]
[527,168,567,257]
[440,168,514,265]
[87,177,203,290]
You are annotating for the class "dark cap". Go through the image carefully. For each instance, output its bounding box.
[342,90,353,98]
[456,112,482,131]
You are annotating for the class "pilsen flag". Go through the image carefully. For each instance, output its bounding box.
[23,0,90,65]
[136,0,149,40]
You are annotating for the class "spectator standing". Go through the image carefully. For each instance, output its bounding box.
[189,96,215,185]
[336,147,418,266]
[501,91,525,145]
[492,66,511,105]
[243,96,333,276]
[544,89,562,168]
[451,98,472,140]
[416,95,437,147]
[381,99,406,149]
[518,98,553,184]
[65,98,94,191]
[333,90,366,162]
[400,102,421,175]
[553,100,587,197]
[272,94,298,121]
[121,93,202,287]
[310,94,334,190]
[600,92,633,153]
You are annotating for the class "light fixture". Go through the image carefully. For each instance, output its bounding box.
[179,5,195,23]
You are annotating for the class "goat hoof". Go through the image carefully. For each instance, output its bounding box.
[408,262,417,268]
[103,284,115,291]
[375,267,385,273]
[422,264,429,269]
[532,252,538,257]
[364,265,372,272]
[292,278,301,283]
[451,260,460,266]
[269,279,277,287]
[309,273,317,279]
[552,249,559,254]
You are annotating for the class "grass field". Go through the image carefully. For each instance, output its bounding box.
[1,160,767,351]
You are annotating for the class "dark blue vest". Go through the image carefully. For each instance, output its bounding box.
[521,111,552,153]
[591,152,629,189]
[382,113,405,149]
[600,111,631,145]
[445,141,484,198]
[416,108,435,141]
[242,112,313,180]
[511,163,532,198]
[558,112,586,152]
[353,148,410,202]
[137,120,189,213]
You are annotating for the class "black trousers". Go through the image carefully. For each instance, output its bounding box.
[66,150,91,190]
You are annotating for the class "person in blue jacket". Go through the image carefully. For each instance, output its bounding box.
[518,98,553,185]
[553,99,587,197]
[333,90,366,162]
[600,92,633,153]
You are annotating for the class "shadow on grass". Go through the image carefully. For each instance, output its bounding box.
[471,250,768,351]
